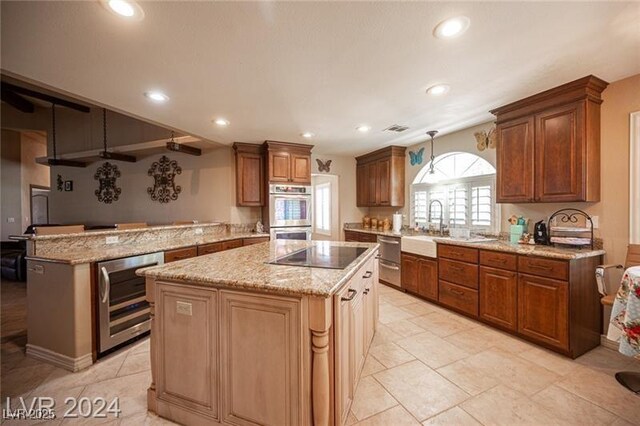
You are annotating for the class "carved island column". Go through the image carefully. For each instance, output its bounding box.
[308,297,332,426]
[145,277,157,413]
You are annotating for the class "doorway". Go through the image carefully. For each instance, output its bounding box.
[30,185,50,226]
[311,174,339,241]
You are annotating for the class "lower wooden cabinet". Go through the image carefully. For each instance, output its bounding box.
[164,247,197,263]
[222,239,243,251]
[518,273,569,351]
[344,230,378,243]
[242,237,270,246]
[401,253,418,293]
[438,280,479,317]
[401,252,438,301]
[479,266,518,331]
[197,242,223,256]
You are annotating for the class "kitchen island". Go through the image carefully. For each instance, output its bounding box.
[138,240,380,426]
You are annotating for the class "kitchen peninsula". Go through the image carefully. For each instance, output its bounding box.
[138,240,379,426]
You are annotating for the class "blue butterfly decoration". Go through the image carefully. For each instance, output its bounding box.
[409,147,424,166]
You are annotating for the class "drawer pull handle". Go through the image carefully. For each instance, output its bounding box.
[492,258,507,263]
[362,271,373,279]
[363,287,370,295]
[449,264,464,271]
[341,288,358,301]
[379,238,400,245]
[379,262,400,271]
[450,288,465,296]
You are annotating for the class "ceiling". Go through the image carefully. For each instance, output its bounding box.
[1,1,639,155]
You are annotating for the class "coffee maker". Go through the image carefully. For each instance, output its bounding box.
[534,220,549,245]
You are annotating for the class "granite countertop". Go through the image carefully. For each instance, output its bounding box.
[345,227,404,237]
[27,222,225,240]
[26,232,269,265]
[433,238,605,260]
[138,240,379,297]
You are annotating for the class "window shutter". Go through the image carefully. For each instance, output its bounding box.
[471,185,492,226]
[413,190,428,224]
[448,186,467,226]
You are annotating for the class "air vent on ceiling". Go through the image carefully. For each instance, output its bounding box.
[384,124,409,132]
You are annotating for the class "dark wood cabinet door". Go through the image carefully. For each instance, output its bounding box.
[401,253,418,293]
[377,159,391,206]
[417,258,438,301]
[236,152,264,206]
[290,154,311,184]
[356,164,369,207]
[269,151,291,182]
[535,102,585,202]
[496,116,535,203]
[479,266,517,331]
[518,273,569,350]
[367,162,378,206]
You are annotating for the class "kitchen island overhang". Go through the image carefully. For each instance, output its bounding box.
[137,240,380,426]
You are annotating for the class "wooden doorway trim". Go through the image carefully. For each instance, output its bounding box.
[630,111,640,244]
[29,184,50,226]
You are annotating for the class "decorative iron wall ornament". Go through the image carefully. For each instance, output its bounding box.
[94,162,122,204]
[57,174,64,191]
[147,155,182,203]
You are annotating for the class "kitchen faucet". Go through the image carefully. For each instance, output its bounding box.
[428,199,444,236]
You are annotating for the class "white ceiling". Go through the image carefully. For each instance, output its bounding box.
[2,1,639,155]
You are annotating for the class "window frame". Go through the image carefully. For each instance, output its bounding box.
[411,174,499,232]
[314,181,332,236]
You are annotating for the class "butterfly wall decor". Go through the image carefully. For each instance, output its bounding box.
[316,159,332,172]
[409,147,424,166]
[474,128,497,151]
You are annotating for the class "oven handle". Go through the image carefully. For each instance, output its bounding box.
[378,238,400,245]
[379,261,400,271]
[100,266,111,304]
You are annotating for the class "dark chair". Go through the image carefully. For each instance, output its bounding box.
[1,240,27,282]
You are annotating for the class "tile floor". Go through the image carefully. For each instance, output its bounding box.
[2,280,639,425]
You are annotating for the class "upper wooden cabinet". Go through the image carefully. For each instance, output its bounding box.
[355,146,406,207]
[490,75,608,203]
[233,143,264,207]
[263,141,313,184]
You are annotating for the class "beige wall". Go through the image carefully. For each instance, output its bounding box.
[1,130,23,239]
[20,132,50,231]
[49,146,261,225]
[396,74,640,265]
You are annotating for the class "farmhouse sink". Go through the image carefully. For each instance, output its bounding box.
[401,235,498,258]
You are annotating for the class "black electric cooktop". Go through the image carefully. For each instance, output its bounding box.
[269,246,368,269]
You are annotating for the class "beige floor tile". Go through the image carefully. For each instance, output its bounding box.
[345,411,358,426]
[409,312,474,337]
[436,359,500,395]
[129,338,150,355]
[2,385,84,426]
[119,411,178,425]
[461,384,564,425]
[444,326,506,354]
[354,405,421,426]
[399,302,438,318]
[374,360,469,421]
[370,323,398,347]
[518,346,580,376]
[493,333,537,354]
[361,355,386,377]
[575,346,640,375]
[556,366,640,424]
[609,416,637,426]
[396,331,469,369]
[369,342,415,368]
[379,292,419,307]
[422,406,481,426]
[117,351,151,377]
[464,347,559,396]
[379,303,415,324]
[385,318,427,339]
[351,376,398,420]
[1,362,56,398]
[531,385,618,425]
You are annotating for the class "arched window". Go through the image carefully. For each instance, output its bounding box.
[411,152,498,231]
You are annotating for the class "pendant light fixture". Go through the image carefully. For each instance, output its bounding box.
[426,130,438,174]
[46,103,86,168]
[166,131,201,156]
[99,108,136,162]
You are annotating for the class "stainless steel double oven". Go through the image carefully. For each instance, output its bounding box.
[97,252,163,354]
[268,184,312,240]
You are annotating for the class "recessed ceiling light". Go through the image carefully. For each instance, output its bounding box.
[214,118,230,127]
[144,91,169,103]
[433,16,470,39]
[356,125,371,133]
[301,132,314,138]
[102,0,144,20]
[426,84,450,96]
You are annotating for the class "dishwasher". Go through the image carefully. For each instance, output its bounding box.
[377,235,401,288]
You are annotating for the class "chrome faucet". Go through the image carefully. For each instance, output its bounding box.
[428,199,444,236]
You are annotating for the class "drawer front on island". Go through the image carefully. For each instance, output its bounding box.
[155,284,219,421]
[164,247,197,263]
[438,280,478,317]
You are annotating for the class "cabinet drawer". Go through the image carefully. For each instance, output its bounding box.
[242,237,270,246]
[164,247,197,263]
[480,250,517,271]
[197,243,223,256]
[518,256,568,280]
[439,280,478,317]
[438,244,478,263]
[222,239,243,251]
[344,230,361,242]
[438,259,478,289]
[361,233,378,243]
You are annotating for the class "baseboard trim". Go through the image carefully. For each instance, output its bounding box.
[26,344,93,372]
[600,334,620,351]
